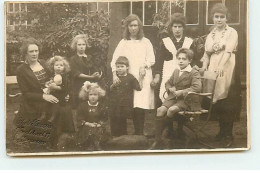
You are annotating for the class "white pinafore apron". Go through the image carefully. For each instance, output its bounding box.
[159,37,193,102]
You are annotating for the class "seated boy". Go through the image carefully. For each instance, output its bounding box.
[109,56,142,137]
[150,48,202,149]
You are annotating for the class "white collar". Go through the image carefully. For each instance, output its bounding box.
[88,101,99,106]
[179,65,192,72]
[77,53,87,58]
[176,37,182,42]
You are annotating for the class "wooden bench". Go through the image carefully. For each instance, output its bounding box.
[6,76,21,100]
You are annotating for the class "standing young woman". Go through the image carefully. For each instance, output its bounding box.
[201,3,241,147]
[111,14,155,135]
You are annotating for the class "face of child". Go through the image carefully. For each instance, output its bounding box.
[76,39,87,54]
[116,64,128,76]
[88,90,99,105]
[177,53,191,70]
[54,61,65,74]
[172,23,184,38]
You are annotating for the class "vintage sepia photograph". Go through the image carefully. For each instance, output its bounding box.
[5,0,249,156]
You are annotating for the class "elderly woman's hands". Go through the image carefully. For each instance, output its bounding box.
[43,94,59,104]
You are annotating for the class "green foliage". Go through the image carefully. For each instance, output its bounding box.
[152,1,170,38]
[6,3,110,77]
[43,10,109,58]
[152,0,185,39]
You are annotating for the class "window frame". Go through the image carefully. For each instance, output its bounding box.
[87,2,110,14]
[8,3,14,13]
[130,0,200,26]
[7,3,29,29]
[206,0,241,26]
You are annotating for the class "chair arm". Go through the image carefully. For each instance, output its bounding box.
[187,91,212,96]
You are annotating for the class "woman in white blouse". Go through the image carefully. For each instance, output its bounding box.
[111,14,155,135]
[201,3,241,147]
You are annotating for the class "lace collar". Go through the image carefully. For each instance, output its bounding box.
[88,101,99,106]
[211,25,229,40]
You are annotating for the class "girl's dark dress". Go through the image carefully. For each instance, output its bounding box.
[70,54,103,108]
[77,101,108,149]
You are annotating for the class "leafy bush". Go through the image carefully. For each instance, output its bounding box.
[6,3,110,78]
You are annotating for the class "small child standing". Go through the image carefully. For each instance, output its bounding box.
[77,82,107,151]
[150,48,202,149]
[109,56,142,137]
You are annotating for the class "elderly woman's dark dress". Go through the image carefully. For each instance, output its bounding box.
[14,59,53,149]
[15,59,50,120]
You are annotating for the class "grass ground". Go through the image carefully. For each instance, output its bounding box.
[6,89,248,155]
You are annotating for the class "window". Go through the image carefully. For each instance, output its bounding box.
[88,2,110,14]
[132,1,143,22]
[7,3,30,30]
[206,0,240,25]
[8,3,14,12]
[88,2,97,12]
[14,3,19,12]
[131,0,200,26]
[27,19,31,25]
[9,19,14,25]
[225,0,240,24]
[157,1,170,14]
[171,0,184,14]
[21,3,26,12]
[185,0,199,25]
[98,2,109,13]
[144,1,156,25]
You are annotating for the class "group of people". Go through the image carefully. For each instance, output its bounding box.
[14,3,241,151]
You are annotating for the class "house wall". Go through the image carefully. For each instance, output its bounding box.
[107,0,248,84]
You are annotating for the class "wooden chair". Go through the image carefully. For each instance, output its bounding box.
[180,71,218,148]
[164,71,218,148]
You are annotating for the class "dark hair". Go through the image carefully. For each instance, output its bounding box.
[176,48,194,61]
[210,3,230,20]
[122,14,144,40]
[20,38,41,57]
[167,13,186,34]
[115,56,129,67]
